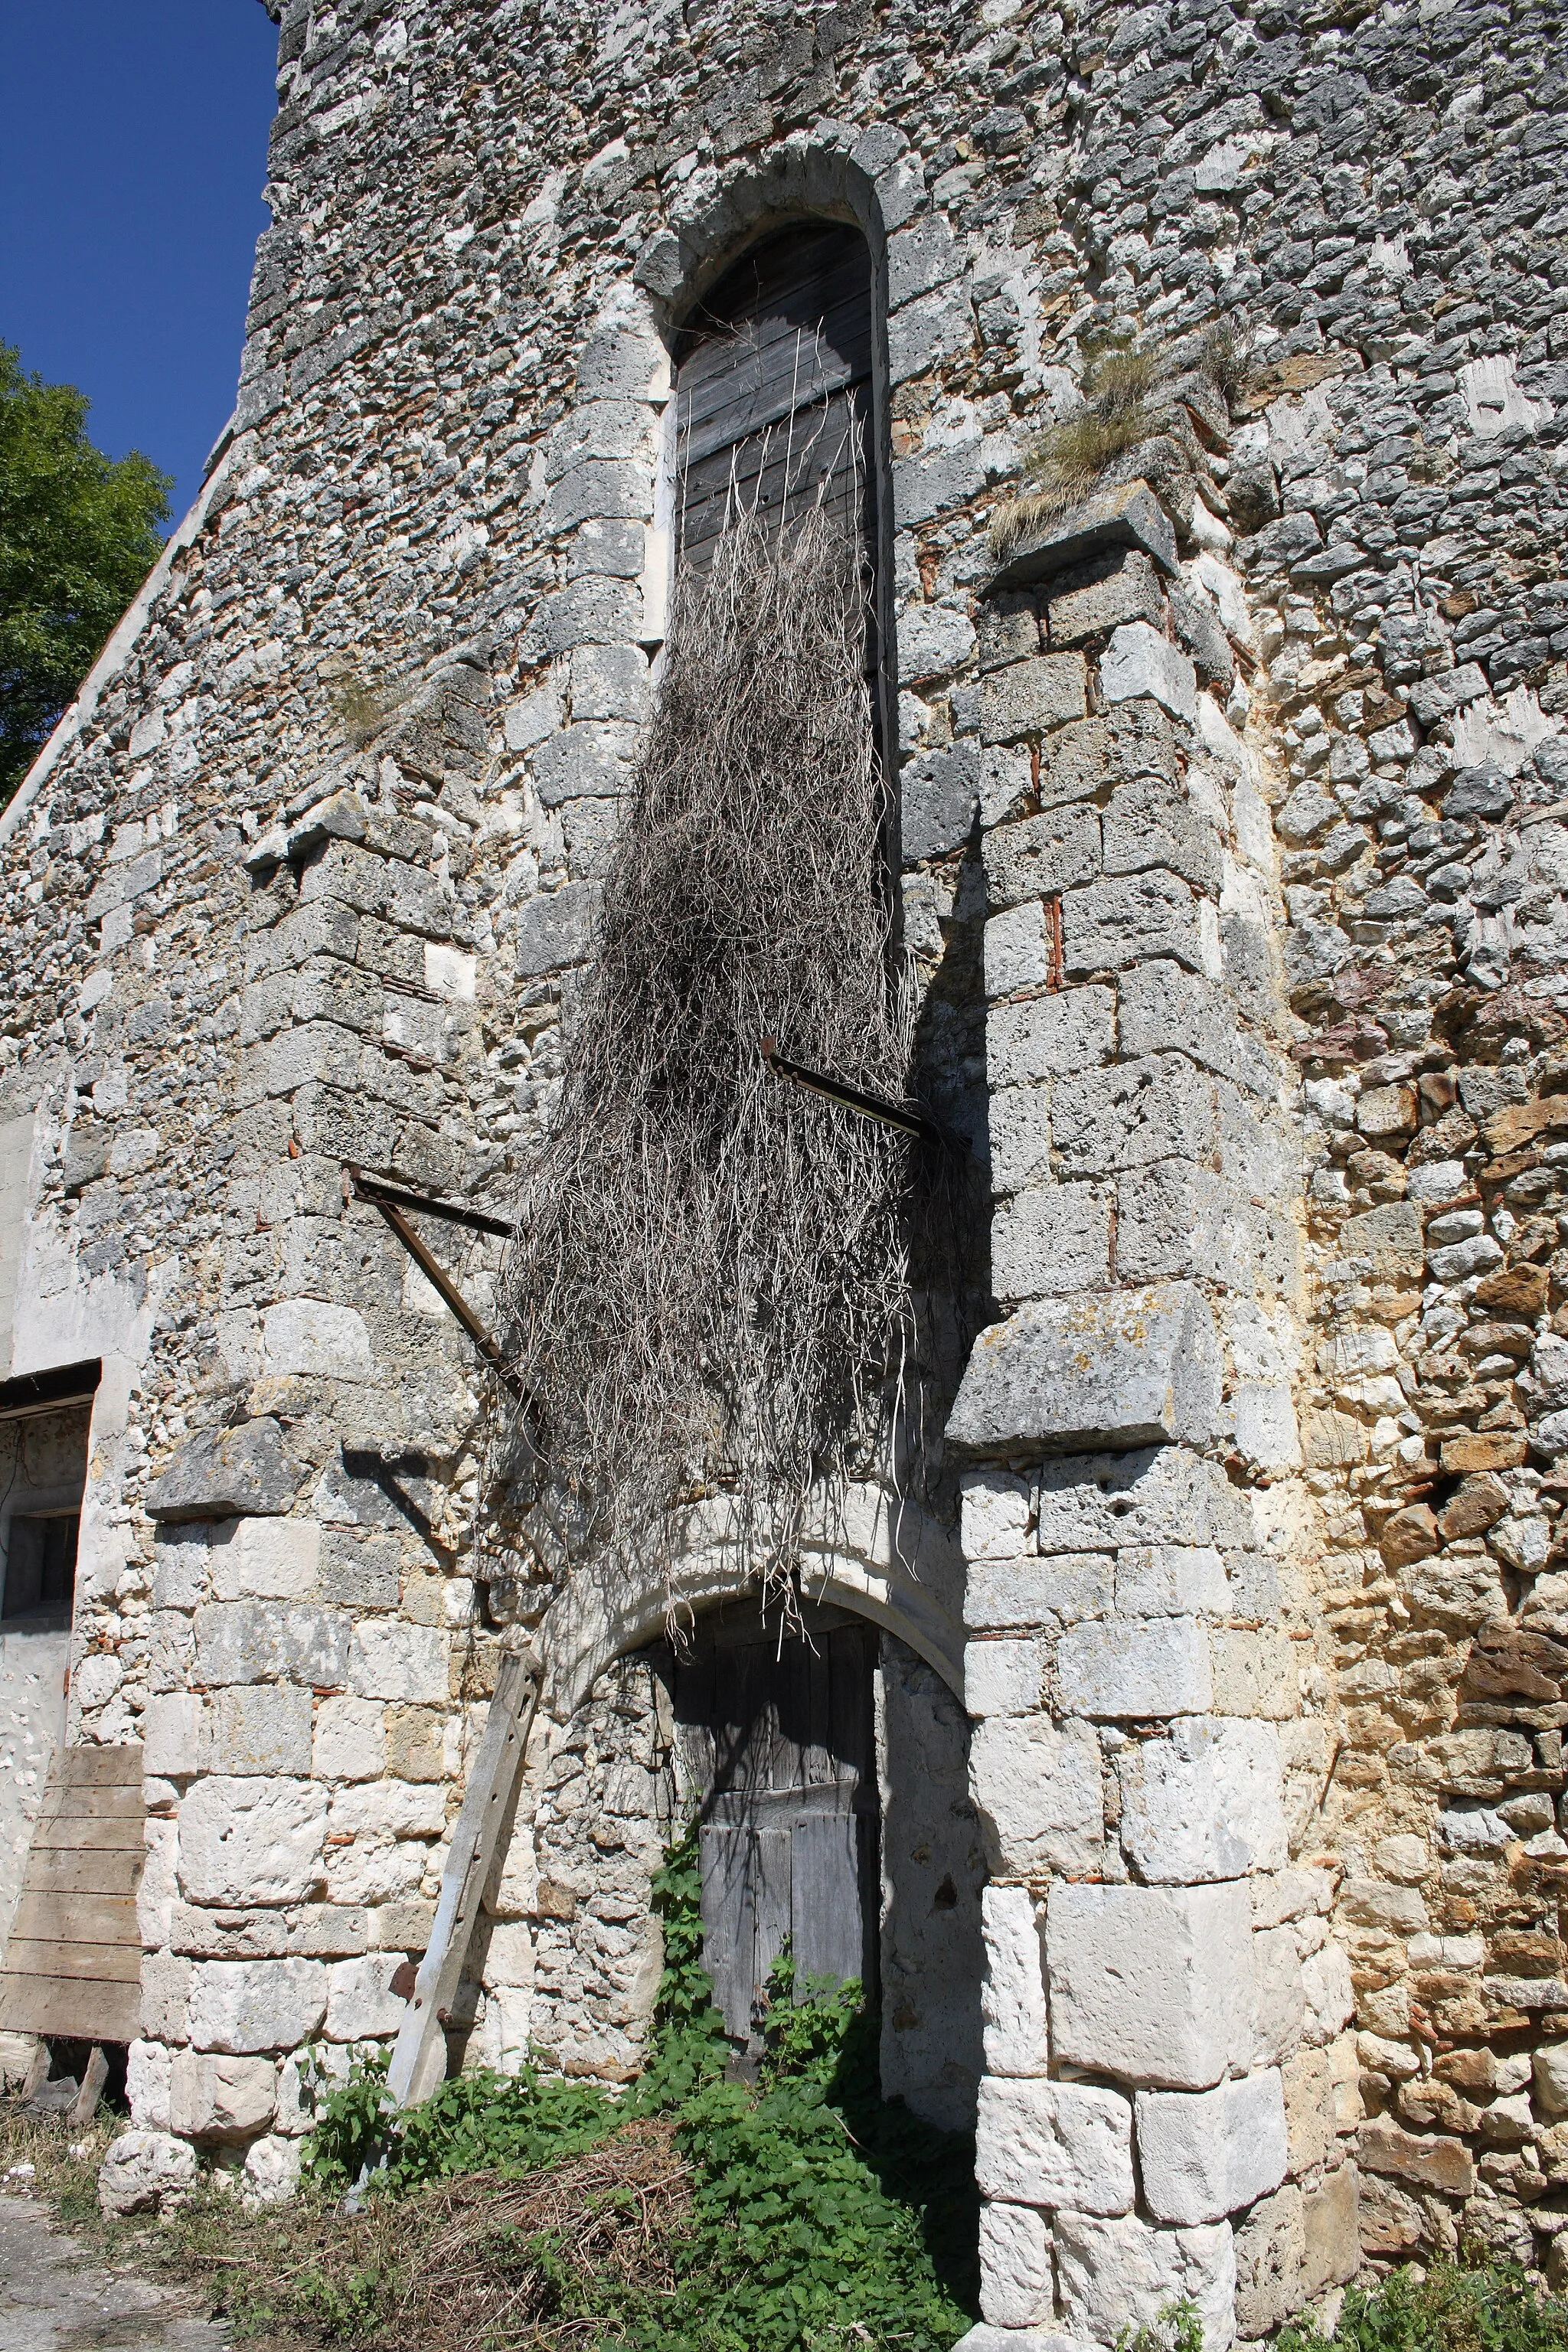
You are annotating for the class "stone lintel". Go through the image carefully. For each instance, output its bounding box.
[987,479,1178,594]
[946,1281,1220,1460]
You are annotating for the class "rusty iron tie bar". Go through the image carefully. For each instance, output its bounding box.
[341,1162,515,1379]
[760,1034,949,1152]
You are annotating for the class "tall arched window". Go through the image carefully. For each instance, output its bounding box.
[671,217,891,774]
[673,220,877,569]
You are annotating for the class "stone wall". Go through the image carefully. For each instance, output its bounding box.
[0,0,1564,2331]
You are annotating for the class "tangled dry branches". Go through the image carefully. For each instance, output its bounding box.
[500,499,916,1606]
[389,2118,691,2345]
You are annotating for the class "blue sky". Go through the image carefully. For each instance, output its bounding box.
[1,2,280,525]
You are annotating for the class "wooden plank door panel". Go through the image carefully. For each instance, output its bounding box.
[700,1824,756,2041]
[751,1826,793,2019]
[791,1813,871,1990]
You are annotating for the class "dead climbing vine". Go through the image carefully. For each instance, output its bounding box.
[499,498,919,1608]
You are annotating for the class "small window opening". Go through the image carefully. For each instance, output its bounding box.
[2,1512,80,1623]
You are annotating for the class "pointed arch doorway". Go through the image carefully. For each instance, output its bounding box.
[671,1599,879,2056]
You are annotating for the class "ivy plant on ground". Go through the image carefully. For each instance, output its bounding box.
[286,1816,978,2350]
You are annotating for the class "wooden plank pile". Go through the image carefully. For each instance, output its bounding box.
[0,1742,143,2044]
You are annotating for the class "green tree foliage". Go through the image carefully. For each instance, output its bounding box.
[0,344,171,805]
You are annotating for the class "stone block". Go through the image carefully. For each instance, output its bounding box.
[887,286,974,384]
[146,1418,302,1522]
[1100,625,1197,721]
[387,1704,445,1780]
[209,1516,321,1601]
[1039,704,1181,809]
[1115,1546,1228,1616]
[961,1472,1034,1560]
[312,1694,387,1782]
[1049,1880,1254,2089]
[532,719,637,805]
[328,1779,445,1839]
[989,1089,1053,1198]
[1043,547,1165,648]
[1136,2069,1289,2224]
[966,1553,1113,1633]
[1283,2046,1338,2174]
[243,2133,303,2204]
[978,588,1043,671]
[1302,2164,1360,2295]
[978,2076,1135,2215]
[326,1952,410,2041]
[990,1183,1112,1303]
[987,988,1115,1087]
[126,2039,172,2132]
[1230,1384,1301,1474]
[981,1883,1050,2076]
[262,1298,372,1381]
[900,601,978,682]
[193,1599,351,1689]
[888,213,963,307]
[178,1775,328,1906]
[1119,1717,1287,1883]
[1041,1446,1253,1553]
[984,804,1102,912]
[1537,2046,1568,2117]
[988,481,1179,593]
[972,1714,1104,1876]
[1118,1159,1245,1288]
[1233,2184,1305,2338]
[186,1958,329,2055]
[1208,1628,1298,1720]
[985,900,1050,996]
[900,743,1018,863]
[1357,2122,1474,2197]
[966,1638,1044,1717]
[1102,775,1223,897]
[1062,871,1210,977]
[140,1950,192,2043]
[1054,2212,1236,2352]
[510,880,600,975]
[350,1619,448,1704]
[98,2131,199,2218]
[142,1693,203,1778]
[1052,1054,1215,1174]
[979,2201,1055,2330]
[1058,1615,1213,1719]
[948,1285,1222,1459]
[213,1683,314,1776]
[982,654,1090,744]
[168,2050,278,2142]
[1300,1944,1354,2048]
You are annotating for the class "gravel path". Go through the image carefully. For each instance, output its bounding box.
[0,2194,227,2352]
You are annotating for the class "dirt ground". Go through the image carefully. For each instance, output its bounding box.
[0,2192,230,2352]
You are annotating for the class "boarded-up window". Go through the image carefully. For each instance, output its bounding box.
[673,222,877,577]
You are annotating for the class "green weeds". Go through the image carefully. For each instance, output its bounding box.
[1280,2262,1568,2352]
[277,1817,978,2350]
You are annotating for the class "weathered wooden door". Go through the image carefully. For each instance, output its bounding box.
[672,1602,878,2050]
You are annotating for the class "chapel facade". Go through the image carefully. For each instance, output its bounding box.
[2,0,1567,2341]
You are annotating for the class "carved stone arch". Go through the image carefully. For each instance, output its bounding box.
[531,1543,965,1727]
